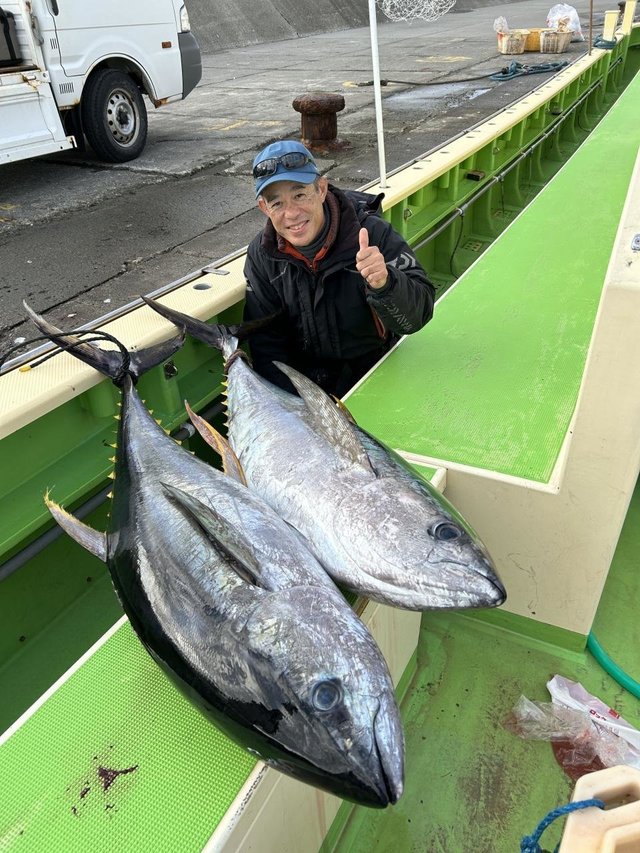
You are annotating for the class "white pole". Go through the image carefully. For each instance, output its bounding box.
[367,0,388,188]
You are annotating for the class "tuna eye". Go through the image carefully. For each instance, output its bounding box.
[431,522,461,541]
[312,680,342,711]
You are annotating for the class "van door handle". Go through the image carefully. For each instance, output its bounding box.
[50,0,59,14]
[30,13,45,45]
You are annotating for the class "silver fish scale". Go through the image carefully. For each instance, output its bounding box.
[27,302,406,807]
[224,356,505,611]
[119,383,340,605]
[114,383,404,798]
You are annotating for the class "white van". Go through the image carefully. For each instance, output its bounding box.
[0,0,201,164]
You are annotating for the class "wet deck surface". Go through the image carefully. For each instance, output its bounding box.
[0,0,608,351]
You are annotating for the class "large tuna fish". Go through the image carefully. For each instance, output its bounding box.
[142,299,506,611]
[22,304,404,808]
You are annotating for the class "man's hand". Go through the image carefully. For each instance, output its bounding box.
[356,228,388,290]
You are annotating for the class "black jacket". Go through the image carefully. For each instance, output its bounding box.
[243,185,435,396]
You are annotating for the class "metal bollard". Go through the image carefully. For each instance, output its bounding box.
[292,92,348,152]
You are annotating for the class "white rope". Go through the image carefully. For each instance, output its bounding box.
[377,0,456,22]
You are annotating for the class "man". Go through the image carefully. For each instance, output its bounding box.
[243,139,435,397]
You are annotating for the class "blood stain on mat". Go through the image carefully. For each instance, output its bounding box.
[551,740,605,781]
[97,764,138,791]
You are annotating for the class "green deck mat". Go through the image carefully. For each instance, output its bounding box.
[328,476,640,853]
[0,460,439,852]
[0,622,256,852]
[347,71,640,483]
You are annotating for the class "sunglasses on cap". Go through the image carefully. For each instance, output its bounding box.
[252,152,315,180]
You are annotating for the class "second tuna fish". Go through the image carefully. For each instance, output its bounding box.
[143,299,506,612]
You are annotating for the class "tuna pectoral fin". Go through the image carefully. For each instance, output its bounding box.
[45,496,107,562]
[184,401,247,485]
[161,483,260,586]
[273,362,374,474]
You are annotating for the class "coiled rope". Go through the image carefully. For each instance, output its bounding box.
[489,60,568,82]
[593,35,618,49]
[520,798,605,853]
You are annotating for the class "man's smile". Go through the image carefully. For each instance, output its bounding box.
[288,221,308,234]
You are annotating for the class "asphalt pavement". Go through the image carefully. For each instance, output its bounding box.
[0,0,612,353]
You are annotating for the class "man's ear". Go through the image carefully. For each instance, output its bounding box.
[317,176,329,201]
[257,196,269,216]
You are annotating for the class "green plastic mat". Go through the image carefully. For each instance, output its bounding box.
[327,475,640,853]
[0,457,439,852]
[0,621,256,852]
[347,72,640,483]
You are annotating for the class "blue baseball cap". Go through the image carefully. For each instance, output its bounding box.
[253,140,320,198]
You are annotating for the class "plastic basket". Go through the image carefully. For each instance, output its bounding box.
[497,29,530,55]
[524,28,549,51]
[539,29,573,53]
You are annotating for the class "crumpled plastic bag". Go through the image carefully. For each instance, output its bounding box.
[493,16,509,34]
[546,3,585,41]
[503,675,640,781]
[503,695,592,742]
[548,675,640,751]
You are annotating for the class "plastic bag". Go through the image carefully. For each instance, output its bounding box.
[546,4,584,41]
[502,695,592,741]
[548,675,640,751]
[503,676,640,781]
[493,16,509,34]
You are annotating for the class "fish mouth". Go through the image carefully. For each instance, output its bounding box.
[452,568,506,608]
[467,560,506,606]
[469,582,505,608]
[423,557,506,608]
[371,696,404,806]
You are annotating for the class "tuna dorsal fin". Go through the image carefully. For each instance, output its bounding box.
[184,401,247,485]
[45,495,108,562]
[161,483,260,586]
[333,396,357,424]
[273,362,374,472]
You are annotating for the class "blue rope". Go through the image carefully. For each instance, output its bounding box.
[489,60,568,82]
[593,35,617,50]
[520,798,605,853]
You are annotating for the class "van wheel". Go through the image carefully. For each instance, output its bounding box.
[81,70,148,162]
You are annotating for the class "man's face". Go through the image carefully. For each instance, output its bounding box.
[258,178,328,247]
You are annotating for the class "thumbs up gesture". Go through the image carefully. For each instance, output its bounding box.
[356,228,388,290]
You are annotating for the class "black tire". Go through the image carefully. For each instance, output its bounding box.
[81,69,148,163]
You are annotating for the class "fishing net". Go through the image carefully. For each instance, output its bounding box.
[376,0,456,22]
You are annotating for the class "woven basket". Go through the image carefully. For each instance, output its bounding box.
[524,28,549,51]
[539,29,573,53]
[497,29,529,55]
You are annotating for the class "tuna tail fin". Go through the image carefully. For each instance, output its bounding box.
[142,296,234,356]
[23,302,185,384]
[45,493,108,562]
[141,296,280,358]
